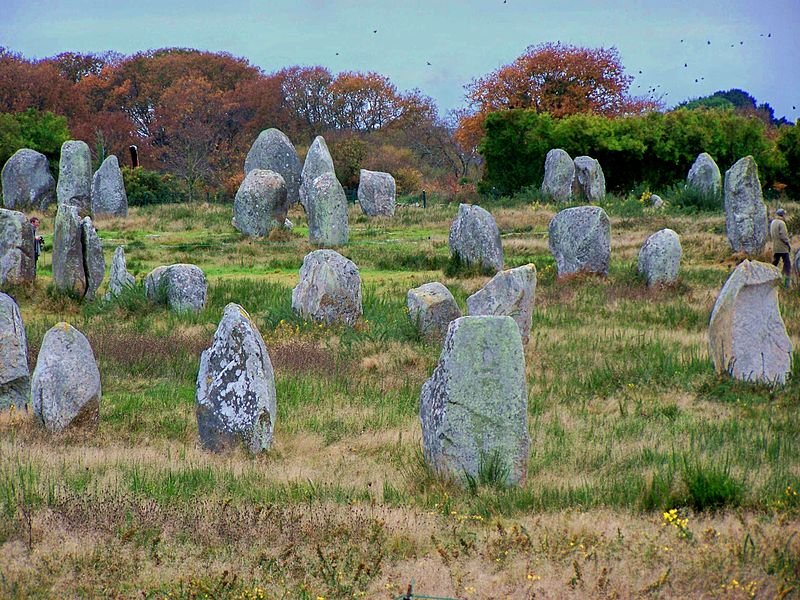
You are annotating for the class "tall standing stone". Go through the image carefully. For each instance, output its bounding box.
[292,250,362,326]
[56,140,92,215]
[105,246,135,299]
[0,293,29,410]
[686,152,722,200]
[52,204,86,297]
[1,148,56,210]
[91,155,128,217]
[300,136,335,211]
[637,229,682,287]
[244,128,302,206]
[466,264,537,344]
[31,322,101,432]
[81,217,105,301]
[407,282,462,342]
[708,260,792,386]
[233,169,288,237]
[420,316,529,486]
[357,169,396,216]
[541,149,575,203]
[307,172,349,246]
[0,208,35,286]
[196,303,277,453]
[572,156,606,204]
[448,204,504,273]
[548,206,611,277]
[724,156,767,255]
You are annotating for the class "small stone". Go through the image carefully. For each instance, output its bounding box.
[637,229,682,287]
[91,155,128,217]
[52,204,86,297]
[292,250,362,326]
[244,128,302,206]
[650,194,665,209]
[300,136,335,211]
[724,156,767,255]
[466,264,537,344]
[572,156,606,204]
[0,208,35,286]
[81,217,105,301]
[31,322,101,432]
[548,206,611,277]
[448,204,503,273]
[540,149,575,203]
[0,292,29,410]
[407,282,462,342]
[708,260,792,386]
[686,152,722,200]
[357,169,396,216]
[234,169,289,237]
[145,264,207,312]
[307,172,349,247]
[105,246,136,299]
[1,148,56,210]
[56,140,93,215]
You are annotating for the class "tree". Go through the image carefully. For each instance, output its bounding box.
[679,89,791,127]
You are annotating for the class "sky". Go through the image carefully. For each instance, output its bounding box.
[2,0,799,121]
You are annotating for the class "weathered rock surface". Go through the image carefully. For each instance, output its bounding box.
[724,156,767,255]
[1,148,56,210]
[144,266,168,303]
[709,260,792,385]
[466,264,537,344]
[637,229,682,287]
[292,250,362,326]
[244,128,302,206]
[233,169,288,237]
[52,204,87,297]
[0,293,29,410]
[56,140,92,214]
[407,282,462,342]
[548,206,611,277]
[420,316,530,486]
[794,248,800,278]
[0,208,35,286]
[31,322,101,432]
[540,149,575,203]
[650,194,665,209]
[105,246,136,299]
[300,136,335,210]
[196,303,276,453]
[91,155,128,217]
[145,264,207,312]
[686,152,722,200]
[572,156,606,203]
[307,172,349,246]
[448,204,503,273]
[357,169,396,216]
[81,217,105,301]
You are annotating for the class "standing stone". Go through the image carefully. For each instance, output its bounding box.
[105,246,136,299]
[300,136,335,211]
[307,172,349,246]
[686,152,722,200]
[0,293,29,410]
[548,206,611,277]
[650,194,665,209]
[637,229,682,287]
[708,260,792,386]
[1,148,56,210]
[81,217,105,301]
[540,149,575,203]
[572,156,606,204]
[420,316,529,486]
[31,322,101,432]
[56,140,92,215]
[144,265,169,303]
[407,282,462,342]
[234,169,288,237]
[52,204,86,297]
[448,204,504,273]
[91,155,128,217]
[466,264,537,344]
[145,264,207,312]
[794,248,800,279]
[196,303,277,453]
[724,156,768,255]
[244,128,302,206]
[357,169,396,216]
[0,208,35,286]
[292,250,362,326]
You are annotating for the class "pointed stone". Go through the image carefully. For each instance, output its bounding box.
[0,292,29,410]
[686,152,722,200]
[292,250,362,326]
[105,246,135,299]
[407,282,462,342]
[307,172,349,246]
[56,140,92,215]
[91,155,128,217]
[233,169,288,237]
[53,204,86,297]
[541,149,574,203]
[1,148,56,210]
[548,206,610,277]
[244,128,302,206]
[466,264,537,344]
[300,136,335,211]
[0,208,35,286]
[724,156,767,255]
[448,204,503,273]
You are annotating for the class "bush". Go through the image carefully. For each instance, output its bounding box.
[122,167,182,206]
[0,108,70,177]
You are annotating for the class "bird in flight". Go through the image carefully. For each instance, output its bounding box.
[426,61,432,66]
[373,29,377,34]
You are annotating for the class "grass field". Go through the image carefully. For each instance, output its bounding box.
[1,196,799,599]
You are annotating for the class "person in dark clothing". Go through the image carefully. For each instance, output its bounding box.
[30,217,43,272]
[770,208,791,287]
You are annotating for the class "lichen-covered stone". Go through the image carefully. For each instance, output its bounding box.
[144,266,169,303]
[650,194,665,209]
[637,229,682,287]
[0,292,29,410]
[1,148,55,210]
[105,246,135,299]
[548,206,611,277]
[145,264,207,312]
[244,128,302,206]
[31,322,101,432]
[407,282,461,342]
[196,303,276,453]
[81,217,105,301]
[307,172,349,247]
[300,136,335,211]
[420,316,529,486]
[52,204,86,297]
[448,204,503,273]
[357,169,396,216]
[686,152,722,200]
[724,156,767,255]
[0,208,35,286]
[56,140,92,214]
[572,156,606,203]
[233,169,289,236]
[540,149,574,203]
[91,155,128,217]
[708,260,792,386]
[292,250,362,326]
[466,264,537,344]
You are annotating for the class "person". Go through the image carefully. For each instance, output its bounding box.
[30,217,44,272]
[769,208,791,287]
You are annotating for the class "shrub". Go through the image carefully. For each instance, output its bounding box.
[122,166,182,206]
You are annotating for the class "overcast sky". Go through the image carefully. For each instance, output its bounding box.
[3,0,799,121]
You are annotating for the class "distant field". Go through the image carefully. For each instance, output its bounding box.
[1,198,799,599]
